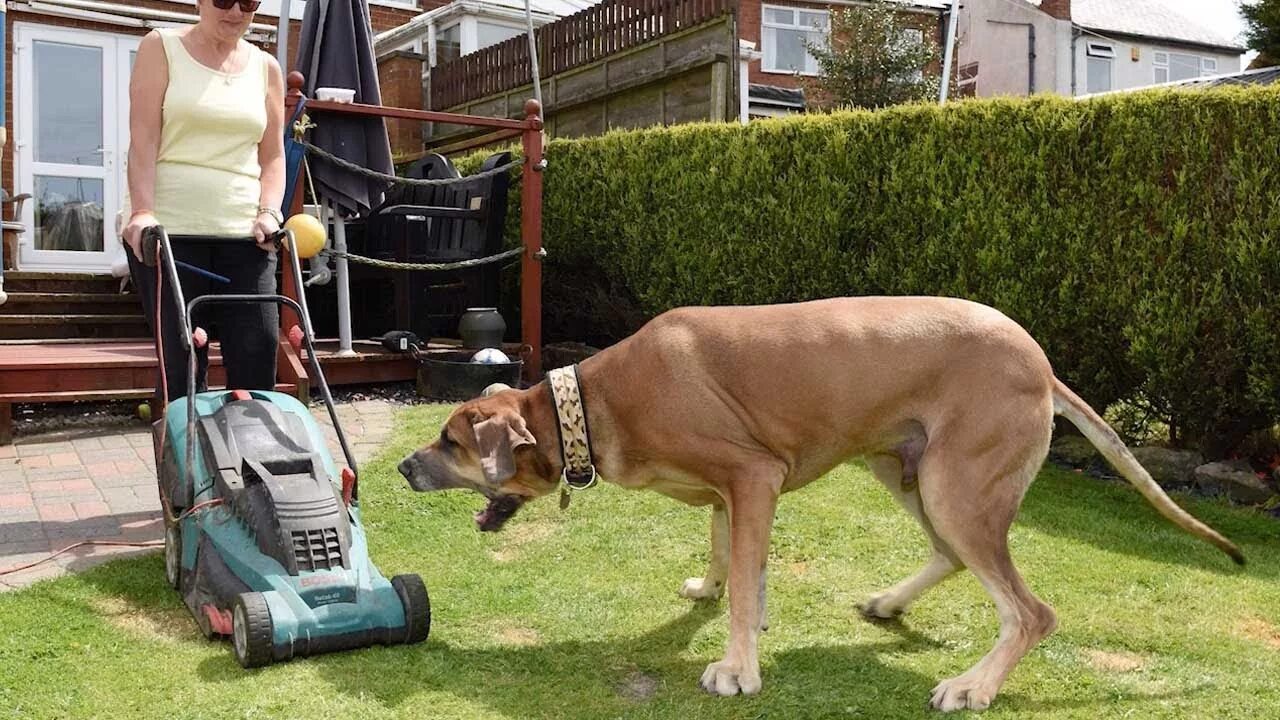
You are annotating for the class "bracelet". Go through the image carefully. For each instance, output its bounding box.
[257,206,284,224]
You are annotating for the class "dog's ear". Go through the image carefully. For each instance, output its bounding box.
[473,413,536,486]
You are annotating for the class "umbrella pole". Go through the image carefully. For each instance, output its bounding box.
[329,198,356,357]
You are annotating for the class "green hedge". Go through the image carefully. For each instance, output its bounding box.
[462,87,1280,455]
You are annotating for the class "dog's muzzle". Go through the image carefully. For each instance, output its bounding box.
[398,456,431,491]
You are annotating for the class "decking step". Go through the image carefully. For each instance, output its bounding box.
[0,384,299,404]
[0,340,221,371]
[0,313,143,323]
[3,271,121,294]
[1,292,143,315]
[0,314,151,340]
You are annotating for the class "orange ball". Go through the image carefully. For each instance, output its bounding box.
[284,213,326,259]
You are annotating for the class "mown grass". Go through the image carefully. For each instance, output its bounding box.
[1,403,1278,719]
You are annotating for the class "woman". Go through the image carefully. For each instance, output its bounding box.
[122,0,285,402]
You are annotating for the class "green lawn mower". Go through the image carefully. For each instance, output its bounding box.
[144,225,430,668]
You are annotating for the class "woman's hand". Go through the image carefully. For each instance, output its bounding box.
[252,212,281,253]
[123,211,160,261]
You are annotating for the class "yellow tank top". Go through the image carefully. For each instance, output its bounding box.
[130,29,269,237]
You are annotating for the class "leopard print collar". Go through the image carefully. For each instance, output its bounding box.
[547,365,598,490]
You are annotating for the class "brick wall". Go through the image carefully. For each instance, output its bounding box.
[2,0,427,253]
[740,0,945,92]
[378,51,429,159]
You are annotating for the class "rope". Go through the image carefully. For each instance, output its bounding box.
[300,141,520,187]
[322,246,525,272]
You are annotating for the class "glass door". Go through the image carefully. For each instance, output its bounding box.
[15,25,136,271]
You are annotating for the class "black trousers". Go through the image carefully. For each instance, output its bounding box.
[128,238,279,402]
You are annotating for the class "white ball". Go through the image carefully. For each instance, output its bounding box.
[470,348,510,364]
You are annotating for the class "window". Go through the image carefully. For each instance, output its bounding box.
[762,6,829,75]
[1085,42,1113,94]
[436,23,461,65]
[1153,50,1218,83]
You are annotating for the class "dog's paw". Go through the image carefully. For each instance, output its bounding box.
[857,592,904,620]
[930,675,994,712]
[679,577,724,600]
[699,659,761,696]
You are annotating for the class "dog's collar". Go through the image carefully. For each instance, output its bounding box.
[547,365,598,491]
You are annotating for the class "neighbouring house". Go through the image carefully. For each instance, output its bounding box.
[375,0,593,67]
[739,0,949,117]
[408,0,950,147]
[0,0,426,277]
[956,0,1246,98]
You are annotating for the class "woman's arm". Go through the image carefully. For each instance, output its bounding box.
[252,54,287,249]
[123,31,168,259]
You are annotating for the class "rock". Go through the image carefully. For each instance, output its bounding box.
[1193,460,1277,505]
[1129,446,1203,489]
[1050,435,1099,468]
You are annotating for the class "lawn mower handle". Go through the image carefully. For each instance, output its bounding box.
[140,225,360,498]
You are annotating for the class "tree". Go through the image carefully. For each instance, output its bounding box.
[804,3,947,110]
[1241,0,1280,67]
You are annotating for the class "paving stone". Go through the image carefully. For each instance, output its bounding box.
[69,437,104,452]
[16,442,75,457]
[25,468,90,483]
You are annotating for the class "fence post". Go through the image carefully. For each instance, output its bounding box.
[520,99,545,380]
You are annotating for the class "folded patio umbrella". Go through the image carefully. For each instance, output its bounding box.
[293,0,394,216]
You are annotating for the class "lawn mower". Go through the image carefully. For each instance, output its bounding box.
[143,224,430,668]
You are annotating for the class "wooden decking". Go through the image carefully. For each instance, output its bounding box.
[0,337,427,444]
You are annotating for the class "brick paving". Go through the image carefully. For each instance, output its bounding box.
[0,399,400,591]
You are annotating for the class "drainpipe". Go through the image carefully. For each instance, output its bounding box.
[1027,23,1036,93]
[1070,26,1080,96]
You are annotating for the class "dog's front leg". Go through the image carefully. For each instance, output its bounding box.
[700,486,779,696]
[680,504,729,600]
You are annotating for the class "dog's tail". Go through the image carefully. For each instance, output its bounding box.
[1052,378,1244,565]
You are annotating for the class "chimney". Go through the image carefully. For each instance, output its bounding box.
[1039,0,1071,20]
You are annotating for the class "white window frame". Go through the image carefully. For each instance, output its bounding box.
[1085,41,1113,94]
[1153,50,1218,84]
[13,24,138,271]
[761,5,830,76]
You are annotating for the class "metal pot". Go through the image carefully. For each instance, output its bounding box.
[458,307,505,349]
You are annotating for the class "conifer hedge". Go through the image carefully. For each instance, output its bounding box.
[465,87,1280,454]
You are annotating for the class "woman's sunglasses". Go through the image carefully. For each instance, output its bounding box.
[211,0,261,11]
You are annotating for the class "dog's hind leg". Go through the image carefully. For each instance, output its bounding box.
[858,452,960,619]
[919,427,1057,712]
[680,504,729,601]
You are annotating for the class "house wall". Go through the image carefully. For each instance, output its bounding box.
[955,0,1073,97]
[1071,34,1242,96]
[738,0,945,93]
[433,17,737,145]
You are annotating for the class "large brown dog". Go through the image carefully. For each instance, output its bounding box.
[397,297,1242,712]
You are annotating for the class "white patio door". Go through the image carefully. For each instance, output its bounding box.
[14,25,138,271]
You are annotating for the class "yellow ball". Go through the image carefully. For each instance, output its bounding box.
[284,213,326,259]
